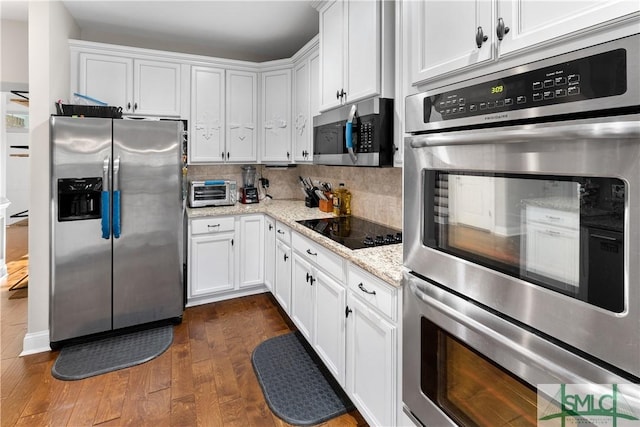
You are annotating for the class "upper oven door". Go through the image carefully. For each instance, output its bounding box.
[403,113,640,378]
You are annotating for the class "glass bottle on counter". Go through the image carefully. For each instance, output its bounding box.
[333,183,352,216]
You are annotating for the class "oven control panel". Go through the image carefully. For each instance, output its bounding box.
[425,49,626,123]
[405,34,640,134]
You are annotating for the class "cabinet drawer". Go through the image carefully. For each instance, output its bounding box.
[526,205,579,229]
[275,221,291,245]
[348,264,397,321]
[292,232,344,282]
[191,216,235,235]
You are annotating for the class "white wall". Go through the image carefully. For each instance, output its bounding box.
[23,1,79,355]
[0,19,29,90]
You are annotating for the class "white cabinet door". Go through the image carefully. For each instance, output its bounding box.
[319,0,345,111]
[498,0,640,57]
[410,0,495,85]
[262,69,292,163]
[293,60,311,162]
[238,215,264,288]
[450,175,495,231]
[525,222,579,286]
[314,270,347,386]
[226,70,258,162]
[346,294,396,427]
[275,240,292,314]
[189,232,235,297]
[264,217,276,292]
[309,52,320,119]
[345,0,379,104]
[291,254,314,341]
[78,52,132,112]
[133,59,181,116]
[190,66,225,163]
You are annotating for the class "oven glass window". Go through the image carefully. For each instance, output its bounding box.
[422,317,537,426]
[424,171,625,312]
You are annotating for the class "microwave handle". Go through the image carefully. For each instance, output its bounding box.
[346,105,358,164]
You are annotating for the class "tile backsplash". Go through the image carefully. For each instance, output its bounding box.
[187,164,403,229]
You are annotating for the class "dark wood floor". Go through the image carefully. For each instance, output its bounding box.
[1,222,367,427]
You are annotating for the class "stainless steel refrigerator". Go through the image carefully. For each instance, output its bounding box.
[50,116,184,344]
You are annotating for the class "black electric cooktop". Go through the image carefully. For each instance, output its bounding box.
[296,216,402,250]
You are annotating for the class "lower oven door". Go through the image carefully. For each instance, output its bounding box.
[402,271,638,427]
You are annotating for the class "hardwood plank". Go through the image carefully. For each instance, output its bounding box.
[0,361,49,427]
[218,397,251,427]
[147,346,172,394]
[170,393,197,426]
[191,359,223,427]
[170,341,193,401]
[65,375,106,426]
[93,370,130,424]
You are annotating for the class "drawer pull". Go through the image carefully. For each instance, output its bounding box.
[277,229,285,234]
[306,249,317,256]
[358,283,377,295]
[207,224,220,229]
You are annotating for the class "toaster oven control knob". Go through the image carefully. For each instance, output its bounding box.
[364,236,374,246]
[375,235,385,245]
[395,232,403,243]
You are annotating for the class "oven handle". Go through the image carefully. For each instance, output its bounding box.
[406,274,612,385]
[409,120,640,148]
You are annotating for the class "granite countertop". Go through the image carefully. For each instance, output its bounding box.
[186,199,404,287]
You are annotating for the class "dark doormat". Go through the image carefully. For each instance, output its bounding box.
[251,331,355,426]
[51,325,173,381]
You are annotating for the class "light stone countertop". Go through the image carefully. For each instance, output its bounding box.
[522,196,579,212]
[186,199,404,287]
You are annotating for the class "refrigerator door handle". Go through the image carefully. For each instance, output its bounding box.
[113,156,121,238]
[101,157,110,239]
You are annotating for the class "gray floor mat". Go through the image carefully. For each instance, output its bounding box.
[251,331,355,426]
[51,325,173,381]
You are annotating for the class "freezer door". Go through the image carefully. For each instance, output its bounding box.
[112,120,183,329]
[50,116,113,342]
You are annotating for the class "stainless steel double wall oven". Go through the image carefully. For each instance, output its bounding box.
[403,35,640,426]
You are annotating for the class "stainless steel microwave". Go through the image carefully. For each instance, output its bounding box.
[189,180,236,208]
[313,98,395,167]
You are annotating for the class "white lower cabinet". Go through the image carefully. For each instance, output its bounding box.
[188,217,236,299]
[346,294,396,427]
[238,215,265,288]
[274,240,292,314]
[292,254,315,340]
[313,269,346,387]
[187,214,266,306]
[264,217,276,291]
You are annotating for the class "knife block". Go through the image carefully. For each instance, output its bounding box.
[319,198,333,213]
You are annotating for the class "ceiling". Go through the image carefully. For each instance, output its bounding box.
[0,0,319,62]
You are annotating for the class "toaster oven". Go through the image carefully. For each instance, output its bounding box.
[189,180,236,207]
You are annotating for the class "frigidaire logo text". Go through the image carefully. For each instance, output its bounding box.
[538,384,640,427]
[484,113,509,121]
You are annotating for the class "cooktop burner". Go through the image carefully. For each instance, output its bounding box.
[296,216,402,250]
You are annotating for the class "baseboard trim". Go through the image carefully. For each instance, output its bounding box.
[21,330,51,356]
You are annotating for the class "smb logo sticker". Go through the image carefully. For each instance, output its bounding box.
[538,384,640,427]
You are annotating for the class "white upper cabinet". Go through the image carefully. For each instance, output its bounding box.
[78,52,181,116]
[408,0,640,86]
[497,0,640,57]
[293,60,311,162]
[410,0,494,84]
[226,70,258,162]
[292,46,319,163]
[319,0,345,111]
[78,53,132,113]
[318,0,393,111]
[190,66,225,163]
[261,69,292,163]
